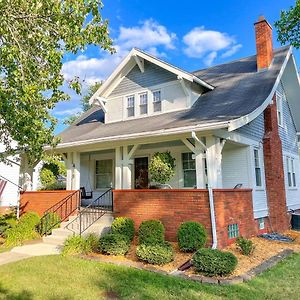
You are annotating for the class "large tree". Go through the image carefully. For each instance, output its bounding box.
[63,81,102,125]
[275,0,300,48]
[0,1,113,164]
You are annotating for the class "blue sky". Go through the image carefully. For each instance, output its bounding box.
[53,0,299,133]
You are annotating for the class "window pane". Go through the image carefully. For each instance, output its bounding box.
[140,93,148,105]
[127,107,134,117]
[292,173,296,187]
[140,105,147,115]
[255,168,262,186]
[95,160,113,189]
[153,91,161,102]
[184,170,196,187]
[153,101,161,112]
[288,173,292,187]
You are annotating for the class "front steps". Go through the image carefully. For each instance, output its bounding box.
[42,211,114,247]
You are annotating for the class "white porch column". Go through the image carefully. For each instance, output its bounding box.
[206,136,225,188]
[122,146,131,189]
[115,147,122,189]
[72,152,81,190]
[194,144,206,189]
[66,152,73,190]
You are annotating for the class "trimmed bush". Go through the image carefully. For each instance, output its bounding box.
[136,242,174,265]
[4,212,40,246]
[99,233,131,255]
[177,221,207,252]
[193,248,238,277]
[111,217,135,241]
[138,220,164,245]
[236,236,255,256]
[62,234,98,256]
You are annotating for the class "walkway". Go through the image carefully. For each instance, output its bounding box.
[0,242,61,266]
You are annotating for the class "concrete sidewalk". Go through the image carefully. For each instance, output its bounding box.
[0,243,61,266]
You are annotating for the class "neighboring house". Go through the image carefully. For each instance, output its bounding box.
[50,16,300,248]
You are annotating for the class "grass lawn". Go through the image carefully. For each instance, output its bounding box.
[0,254,299,300]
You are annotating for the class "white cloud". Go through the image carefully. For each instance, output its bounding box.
[53,107,82,117]
[183,26,242,66]
[221,44,243,58]
[118,19,176,50]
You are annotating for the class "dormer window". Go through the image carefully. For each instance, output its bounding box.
[139,92,148,115]
[127,95,135,117]
[153,90,161,112]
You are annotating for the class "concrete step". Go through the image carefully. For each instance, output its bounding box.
[43,235,67,246]
[51,228,74,238]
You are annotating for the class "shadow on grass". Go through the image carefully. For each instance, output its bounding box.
[0,283,33,300]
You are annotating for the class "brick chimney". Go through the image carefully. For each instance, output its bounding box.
[254,16,273,71]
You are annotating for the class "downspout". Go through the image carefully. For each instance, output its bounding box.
[192,131,218,249]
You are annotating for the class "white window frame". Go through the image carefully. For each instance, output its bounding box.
[182,152,196,188]
[276,91,283,127]
[152,90,162,113]
[95,159,113,190]
[126,95,135,118]
[139,92,148,115]
[253,148,262,188]
[286,156,297,188]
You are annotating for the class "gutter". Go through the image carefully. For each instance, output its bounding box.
[208,187,218,249]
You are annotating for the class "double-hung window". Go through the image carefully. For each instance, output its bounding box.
[254,149,262,187]
[139,92,148,115]
[182,152,196,188]
[95,159,113,189]
[127,95,135,117]
[276,92,283,126]
[153,90,162,112]
[287,157,297,187]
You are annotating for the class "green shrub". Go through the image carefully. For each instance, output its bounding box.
[236,236,255,256]
[136,242,174,265]
[40,182,66,190]
[111,217,135,241]
[193,248,238,277]
[0,212,17,236]
[39,212,61,235]
[99,233,131,255]
[62,234,98,256]
[177,222,207,252]
[4,212,40,246]
[138,220,164,245]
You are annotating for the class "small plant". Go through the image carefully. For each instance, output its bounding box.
[236,236,255,256]
[99,233,131,256]
[177,222,207,252]
[111,217,135,241]
[4,212,40,246]
[0,212,17,236]
[138,220,165,245]
[149,151,176,184]
[136,242,174,265]
[193,248,238,277]
[62,234,98,256]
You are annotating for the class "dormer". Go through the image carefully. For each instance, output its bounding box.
[89,48,214,123]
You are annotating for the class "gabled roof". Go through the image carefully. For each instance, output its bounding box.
[89,48,214,103]
[58,46,292,148]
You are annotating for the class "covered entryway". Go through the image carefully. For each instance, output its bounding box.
[134,157,149,189]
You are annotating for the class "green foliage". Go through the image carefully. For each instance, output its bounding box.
[138,220,165,245]
[111,217,135,241]
[149,152,176,184]
[62,234,99,256]
[63,82,102,125]
[192,248,238,277]
[99,233,131,256]
[40,182,66,191]
[136,242,174,265]
[0,212,17,236]
[4,212,40,246]
[236,236,255,256]
[39,212,61,235]
[275,1,300,49]
[0,1,113,163]
[177,222,207,252]
[40,168,56,187]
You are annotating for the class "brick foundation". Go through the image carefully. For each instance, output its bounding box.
[263,95,289,232]
[20,190,79,217]
[113,189,256,249]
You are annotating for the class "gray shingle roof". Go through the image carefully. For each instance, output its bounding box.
[58,46,290,145]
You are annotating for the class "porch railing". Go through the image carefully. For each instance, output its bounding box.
[38,190,81,235]
[66,188,113,236]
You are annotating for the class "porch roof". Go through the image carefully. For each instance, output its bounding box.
[58,46,290,147]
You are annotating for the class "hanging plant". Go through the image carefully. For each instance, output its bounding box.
[149,151,176,184]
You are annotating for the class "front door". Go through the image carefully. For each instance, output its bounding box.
[134,157,149,189]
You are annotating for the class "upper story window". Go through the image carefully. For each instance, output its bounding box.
[276,92,283,127]
[127,95,135,117]
[139,92,148,115]
[287,157,296,187]
[254,149,262,187]
[182,152,196,188]
[153,90,162,112]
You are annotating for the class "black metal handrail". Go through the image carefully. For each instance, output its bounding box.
[66,188,113,235]
[39,190,81,235]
